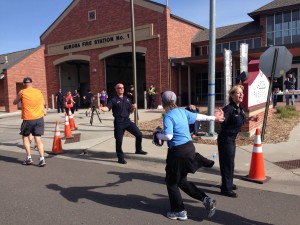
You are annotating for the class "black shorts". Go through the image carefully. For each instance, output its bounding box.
[20,117,44,136]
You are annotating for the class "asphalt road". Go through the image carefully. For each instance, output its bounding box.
[0,149,299,225]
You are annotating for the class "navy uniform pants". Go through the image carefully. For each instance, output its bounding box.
[217,135,236,192]
[114,118,142,160]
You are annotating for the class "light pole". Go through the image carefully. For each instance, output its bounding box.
[207,0,216,136]
[130,0,138,125]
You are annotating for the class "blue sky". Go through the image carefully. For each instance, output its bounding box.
[0,0,272,55]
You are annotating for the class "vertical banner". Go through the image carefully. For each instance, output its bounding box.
[224,49,232,105]
[240,43,248,80]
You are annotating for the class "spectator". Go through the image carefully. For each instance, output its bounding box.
[65,91,75,115]
[73,89,80,111]
[127,85,135,103]
[272,78,280,108]
[84,90,95,117]
[185,105,201,138]
[284,73,296,106]
[100,89,108,106]
[148,84,156,109]
[55,89,64,113]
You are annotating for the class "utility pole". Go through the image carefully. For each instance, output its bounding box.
[130,0,138,125]
[208,0,216,136]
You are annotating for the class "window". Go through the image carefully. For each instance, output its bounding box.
[267,32,274,46]
[267,15,274,32]
[194,47,200,56]
[284,30,291,44]
[283,11,291,30]
[253,38,262,48]
[275,30,283,45]
[201,46,208,55]
[292,9,300,29]
[229,42,237,51]
[266,8,300,45]
[216,44,222,54]
[222,43,229,51]
[292,28,300,43]
[88,10,96,21]
[275,13,282,31]
[245,39,253,48]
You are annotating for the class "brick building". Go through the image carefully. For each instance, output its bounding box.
[1,0,300,116]
[0,46,47,112]
[40,0,203,109]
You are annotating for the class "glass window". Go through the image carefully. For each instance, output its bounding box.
[267,15,274,32]
[201,46,208,55]
[283,30,291,44]
[253,38,262,48]
[194,47,200,56]
[283,11,291,30]
[292,9,300,29]
[292,28,300,43]
[245,39,253,48]
[267,32,274,46]
[216,44,222,54]
[229,42,237,51]
[222,43,229,51]
[275,30,282,45]
[275,13,282,31]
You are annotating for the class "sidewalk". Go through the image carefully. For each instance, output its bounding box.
[1,106,300,195]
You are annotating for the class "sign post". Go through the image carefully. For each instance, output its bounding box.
[259,46,293,141]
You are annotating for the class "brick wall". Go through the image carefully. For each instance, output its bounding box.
[5,46,47,112]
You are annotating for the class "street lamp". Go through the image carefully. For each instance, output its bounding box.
[207,0,216,136]
[130,0,138,125]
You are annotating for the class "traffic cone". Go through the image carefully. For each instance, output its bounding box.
[242,128,271,184]
[51,121,63,154]
[64,114,74,139]
[68,110,77,130]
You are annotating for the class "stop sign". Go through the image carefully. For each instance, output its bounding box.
[259,46,293,77]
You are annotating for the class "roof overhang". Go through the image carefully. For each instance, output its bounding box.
[171,45,300,66]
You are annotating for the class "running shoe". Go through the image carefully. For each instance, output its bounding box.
[203,197,216,218]
[166,210,188,221]
[22,158,33,165]
[38,159,46,167]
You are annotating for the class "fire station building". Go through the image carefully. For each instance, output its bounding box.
[1,0,300,112]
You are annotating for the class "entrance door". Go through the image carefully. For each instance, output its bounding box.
[59,61,90,108]
[105,52,146,108]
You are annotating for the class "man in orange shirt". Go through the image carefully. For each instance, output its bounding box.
[13,77,47,167]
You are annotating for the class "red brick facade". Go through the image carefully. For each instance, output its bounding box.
[1,46,47,112]
[40,0,200,107]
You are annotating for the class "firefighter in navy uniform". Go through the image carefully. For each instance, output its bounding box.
[99,83,147,164]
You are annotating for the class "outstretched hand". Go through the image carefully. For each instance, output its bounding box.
[214,107,225,122]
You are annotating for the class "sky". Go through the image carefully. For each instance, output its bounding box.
[0,0,272,55]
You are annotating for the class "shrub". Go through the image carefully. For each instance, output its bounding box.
[275,105,300,119]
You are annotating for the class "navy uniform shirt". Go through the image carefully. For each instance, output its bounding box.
[106,96,132,118]
[56,92,64,103]
[219,101,246,137]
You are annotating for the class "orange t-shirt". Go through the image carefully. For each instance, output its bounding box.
[20,87,45,120]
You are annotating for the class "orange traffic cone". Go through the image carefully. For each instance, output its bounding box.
[51,121,63,154]
[68,110,77,130]
[64,114,74,139]
[242,128,270,184]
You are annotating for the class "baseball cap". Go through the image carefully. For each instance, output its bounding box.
[23,77,32,83]
[161,91,177,105]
